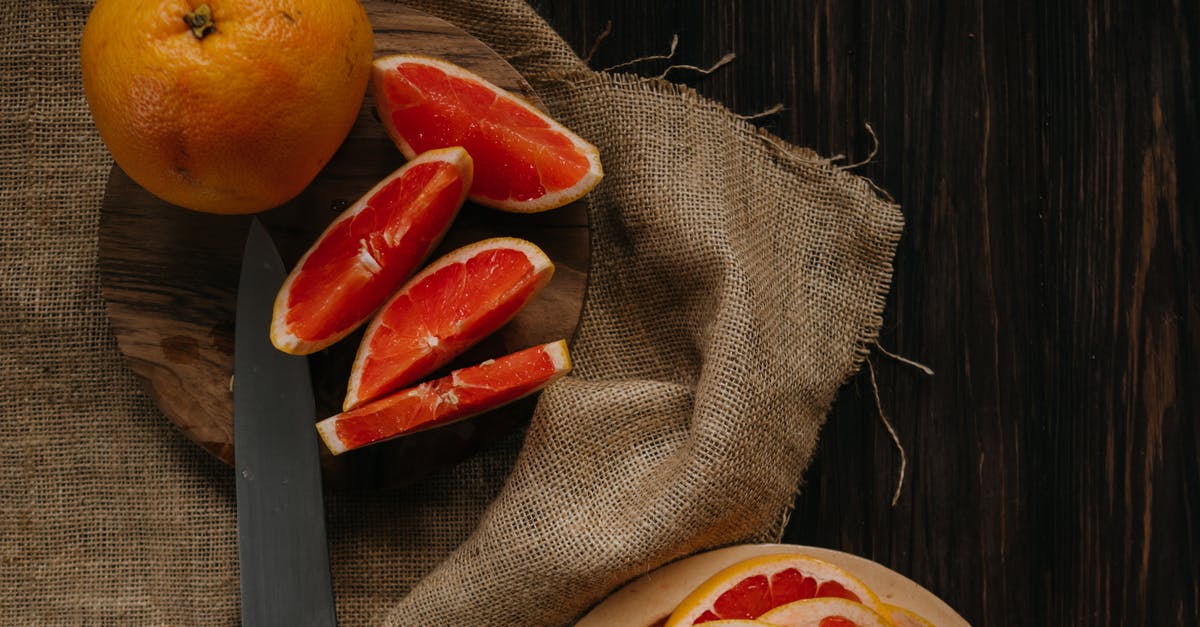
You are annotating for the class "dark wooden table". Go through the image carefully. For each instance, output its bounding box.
[533,2,1198,625]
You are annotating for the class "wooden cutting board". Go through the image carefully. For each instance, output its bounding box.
[97,2,588,491]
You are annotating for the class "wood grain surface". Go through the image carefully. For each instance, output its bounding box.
[529,1,1198,625]
[98,2,589,491]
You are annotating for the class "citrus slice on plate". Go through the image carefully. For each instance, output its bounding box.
[758,598,893,627]
[883,604,935,627]
[664,554,883,626]
[318,339,571,454]
[691,614,782,619]
[372,54,603,213]
[344,237,554,410]
[270,147,473,354]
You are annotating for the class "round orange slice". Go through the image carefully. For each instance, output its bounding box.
[318,340,571,455]
[758,598,893,627]
[344,237,554,410]
[664,554,883,626]
[270,146,472,354]
[372,54,603,213]
[696,621,782,626]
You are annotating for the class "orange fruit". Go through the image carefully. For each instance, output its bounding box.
[758,598,893,627]
[81,0,374,214]
[372,54,603,213]
[318,339,571,454]
[664,555,883,626]
[344,237,554,410]
[270,147,473,355]
[882,605,935,627]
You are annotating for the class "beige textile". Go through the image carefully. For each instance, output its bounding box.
[0,0,902,625]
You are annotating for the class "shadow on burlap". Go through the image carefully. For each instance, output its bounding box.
[0,0,901,625]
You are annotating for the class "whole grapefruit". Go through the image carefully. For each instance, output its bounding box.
[81,0,374,214]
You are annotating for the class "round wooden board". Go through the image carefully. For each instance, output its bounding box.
[97,2,589,491]
[577,544,970,627]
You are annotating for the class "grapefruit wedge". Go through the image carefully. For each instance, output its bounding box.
[758,598,893,627]
[270,147,473,354]
[318,340,571,455]
[372,54,603,213]
[664,555,884,626]
[344,237,554,410]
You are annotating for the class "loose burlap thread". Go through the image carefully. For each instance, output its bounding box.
[0,0,902,625]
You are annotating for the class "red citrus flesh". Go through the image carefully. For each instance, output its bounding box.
[344,237,554,410]
[372,54,603,213]
[694,572,862,623]
[665,555,882,626]
[270,147,472,354]
[318,340,571,454]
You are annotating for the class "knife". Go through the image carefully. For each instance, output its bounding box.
[234,218,337,626]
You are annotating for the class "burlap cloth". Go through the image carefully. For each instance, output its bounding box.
[0,0,902,624]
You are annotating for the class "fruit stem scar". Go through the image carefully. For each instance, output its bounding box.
[183,4,216,40]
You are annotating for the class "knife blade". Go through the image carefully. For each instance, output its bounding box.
[234,218,337,626]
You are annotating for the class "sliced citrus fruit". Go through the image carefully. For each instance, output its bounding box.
[318,340,571,454]
[758,598,893,627]
[882,604,935,627]
[691,614,782,619]
[270,147,473,354]
[664,554,883,626]
[344,237,554,410]
[372,54,603,213]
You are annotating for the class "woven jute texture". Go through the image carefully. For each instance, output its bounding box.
[0,0,902,625]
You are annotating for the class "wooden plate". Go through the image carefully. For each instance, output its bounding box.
[97,2,589,491]
[577,544,969,626]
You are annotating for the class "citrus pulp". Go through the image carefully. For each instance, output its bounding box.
[372,54,603,213]
[688,622,780,626]
[318,340,571,454]
[686,622,780,626]
[81,0,374,214]
[664,554,883,626]
[344,237,555,410]
[271,147,473,354]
